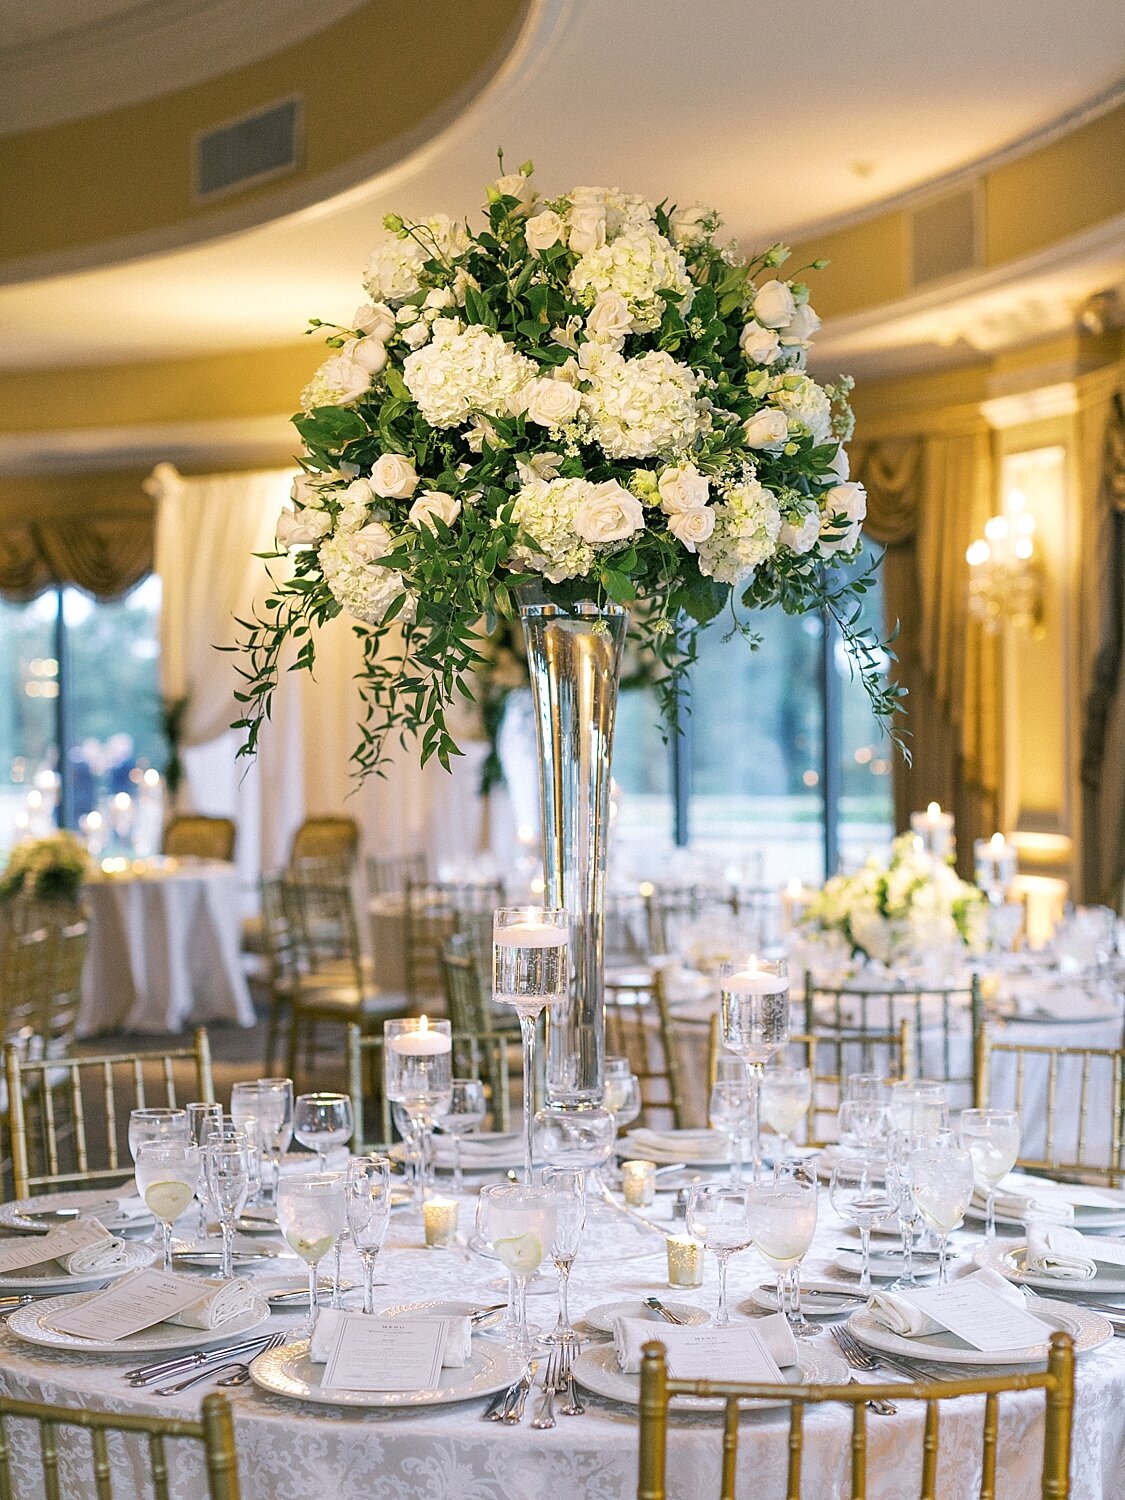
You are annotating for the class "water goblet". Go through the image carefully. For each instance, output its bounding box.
[686,1184,753,1327]
[345,1156,392,1314]
[128,1107,188,1161]
[745,1160,818,1336]
[203,1137,250,1281]
[708,1077,753,1187]
[134,1140,199,1271]
[185,1102,222,1239]
[392,1101,422,1197]
[440,1079,487,1194]
[492,907,569,1184]
[959,1108,1021,1239]
[885,1128,938,1290]
[837,1099,890,1154]
[294,1093,354,1170]
[542,1167,585,1346]
[476,1182,557,1354]
[384,1021,452,1198]
[230,1083,265,1204]
[719,957,789,1181]
[829,1156,894,1295]
[845,1074,890,1105]
[888,1080,948,1136]
[760,1065,811,1164]
[909,1142,975,1283]
[251,1078,294,1205]
[277,1173,348,1337]
[603,1061,642,1187]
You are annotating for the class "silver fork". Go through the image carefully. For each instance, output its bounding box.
[832,1324,921,1381]
[559,1341,584,1416]
[501,1360,538,1425]
[530,1348,562,1429]
[829,1328,898,1415]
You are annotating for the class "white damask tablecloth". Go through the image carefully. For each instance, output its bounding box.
[1,1187,1124,1498]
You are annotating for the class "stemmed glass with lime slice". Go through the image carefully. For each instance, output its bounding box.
[134,1140,199,1271]
[476,1182,557,1355]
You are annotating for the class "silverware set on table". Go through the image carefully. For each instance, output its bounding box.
[124,1332,288,1395]
[482,1344,584,1426]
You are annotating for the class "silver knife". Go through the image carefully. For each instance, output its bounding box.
[643,1297,684,1325]
[502,1361,538,1424]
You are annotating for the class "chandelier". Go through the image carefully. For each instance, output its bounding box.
[965,489,1042,632]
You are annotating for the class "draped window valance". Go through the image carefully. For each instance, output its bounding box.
[0,475,155,602]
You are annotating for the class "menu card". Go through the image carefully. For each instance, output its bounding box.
[49,1269,208,1340]
[0,1219,109,1275]
[656,1325,785,1384]
[321,1314,448,1392]
[898,1280,1050,1352]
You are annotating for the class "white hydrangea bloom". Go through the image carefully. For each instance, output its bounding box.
[318,523,415,626]
[570,228,693,332]
[697,478,782,585]
[568,186,655,238]
[402,320,536,429]
[581,350,708,460]
[363,238,426,306]
[509,476,619,583]
[771,376,834,444]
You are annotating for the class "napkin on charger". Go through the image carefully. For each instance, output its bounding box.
[626,1128,728,1161]
[613,1311,797,1374]
[1024,1223,1097,1280]
[43,1219,137,1276]
[868,1267,1025,1338]
[169,1278,258,1330]
[308,1308,472,1368]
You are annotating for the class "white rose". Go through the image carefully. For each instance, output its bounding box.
[276,507,331,549]
[401,322,430,349]
[350,521,395,564]
[346,337,388,376]
[368,453,419,500]
[353,303,395,341]
[291,473,328,509]
[739,321,782,365]
[521,377,583,428]
[585,291,633,348]
[667,506,716,552]
[819,482,868,554]
[669,203,713,244]
[409,490,462,531]
[779,508,821,555]
[494,172,535,212]
[339,478,375,509]
[525,210,564,252]
[752,279,797,329]
[744,408,790,449]
[780,303,821,347]
[572,480,644,544]
[828,444,850,482]
[301,351,371,411]
[657,462,710,513]
[569,204,607,255]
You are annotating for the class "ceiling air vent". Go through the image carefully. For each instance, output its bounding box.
[194,97,301,201]
[908,184,982,288]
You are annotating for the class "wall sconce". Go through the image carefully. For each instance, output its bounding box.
[965,488,1042,633]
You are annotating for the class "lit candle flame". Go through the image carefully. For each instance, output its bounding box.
[926,801,941,819]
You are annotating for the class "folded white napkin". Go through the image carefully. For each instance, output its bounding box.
[627,1128,727,1160]
[613,1311,797,1374]
[868,1267,1024,1337]
[103,1195,154,1228]
[44,1221,136,1276]
[309,1308,471,1368]
[169,1278,257,1330]
[975,1172,1125,1218]
[1024,1224,1097,1280]
[431,1133,522,1167]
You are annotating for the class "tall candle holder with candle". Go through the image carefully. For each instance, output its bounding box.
[719,957,789,1181]
[910,801,955,861]
[974,832,1018,904]
[383,1018,453,1200]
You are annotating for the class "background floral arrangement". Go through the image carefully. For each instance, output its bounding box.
[236,159,898,777]
[802,833,987,964]
[0,831,89,904]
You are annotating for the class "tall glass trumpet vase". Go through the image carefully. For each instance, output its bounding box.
[493,907,569,1184]
[519,592,627,1110]
[719,958,790,1182]
[384,1019,453,1201]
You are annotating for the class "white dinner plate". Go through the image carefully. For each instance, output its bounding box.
[847,1297,1110,1367]
[0,1240,154,1293]
[6,1292,272,1354]
[249,1336,525,1407]
[583,1299,709,1333]
[390,1133,524,1172]
[974,1237,1125,1295]
[381,1297,505,1329]
[0,1191,143,1236]
[620,1130,731,1167]
[965,1202,1125,1234]
[572,1340,848,1409]
[744,1281,867,1318]
[832,1247,942,1282]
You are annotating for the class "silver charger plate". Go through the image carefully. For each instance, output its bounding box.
[0,1240,154,1293]
[583,1299,709,1333]
[847,1296,1110,1367]
[0,1191,144,1236]
[382,1298,504,1330]
[832,1247,941,1282]
[572,1340,848,1409]
[744,1281,866,1318]
[249,1336,525,1408]
[6,1292,272,1354]
[974,1237,1125,1295]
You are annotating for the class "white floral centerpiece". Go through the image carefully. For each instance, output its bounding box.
[803,834,987,965]
[236,160,898,775]
[0,831,89,904]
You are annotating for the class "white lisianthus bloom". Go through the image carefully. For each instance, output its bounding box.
[464,417,501,452]
[300,350,373,413]
[347,337,388,376]
[520,376,583,428]
[581,349,708,460]
[353,303,396,341]
[819,482,867,554]
[409,490,462,530]
[657,462,710,513]
[423,287,456,314]
[363,237,426,305]
[778,503,821,555]
[570,228,693,333]
[669,203,716,245]
[368,453,419,500]
[572,479,645,544]
[739,321,782,366]
[828,444,850,482]
[697,478,782,585]
[525,209,564,252]
[780,303,821,348]
[417,214,472,262]
[402,320,536,429]
[752,279,797,329]
[515,450,563,484]
[772,375,834,444]
[743,408,789,449]
[667,506,715,552]
[494,171,535,212]
[276,507,331,549]
[318,524,414,626]
[584,291,633,348]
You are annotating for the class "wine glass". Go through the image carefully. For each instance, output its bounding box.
[476,1182,557,1354]
[134,1140,199,1271]
[127,1108,188,1161]
[959,1109,1021,1240]
[708,1077,753,1187]
[829,1156,894,1295]
[252,1079,294,1205]
[294,1093,354,1170]
[837,1099,890,1153]
[845,1074,890,1105]
[384,1021,452,1199]
[277,1173,348,1337]
[229,1084,263,1205]
[603,1061,642,1187]
[885,1129,936,1290]
[719,957,789,1180]
[492,907,569,1184]
[686,1184,753,1327]
[440,1079,487,1194]
[760,1065,811,1164]
[909,1142,975,1283]
[185,1102,222,1239]
[345,1155,392,1315]
[542,1167,585,1346]
[745,1160,818,1336]
[203,1137,250,1281]
[888,1080,948,1135]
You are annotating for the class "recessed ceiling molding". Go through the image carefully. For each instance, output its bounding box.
[0,415,296,475]
[981,383,1080,430]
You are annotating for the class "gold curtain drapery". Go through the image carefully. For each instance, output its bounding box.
[0,474,155,602]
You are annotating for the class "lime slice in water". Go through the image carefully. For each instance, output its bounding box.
[494,1232,543,1274]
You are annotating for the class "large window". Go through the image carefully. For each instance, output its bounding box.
[0,579,163,849]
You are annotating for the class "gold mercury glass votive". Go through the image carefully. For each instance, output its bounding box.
[622,1160,656,1207]
[423,1196,459,1247]
[666,1235,704,1288]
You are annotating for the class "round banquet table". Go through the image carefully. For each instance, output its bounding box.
[79,860,255,1035]
[1,1186,1125,1498]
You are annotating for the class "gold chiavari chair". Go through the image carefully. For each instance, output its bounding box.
[288,815,359,874]
[974,1022,1125,1186]
[5,1028,214,1200]
[162,815,236,863]
[0,925,53,1045]
[636,1334,1075,1500]
[366,850,428,898]
[404,879,504,1009]
[0,1389,240,1500]
[605,968,686,1130]
[643,884,738,959]
[440,934,517,1125]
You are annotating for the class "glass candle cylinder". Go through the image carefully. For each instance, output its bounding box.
[422,1196,460,1247]
[622,1160,656,1207]
[666,1234,704,1288]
